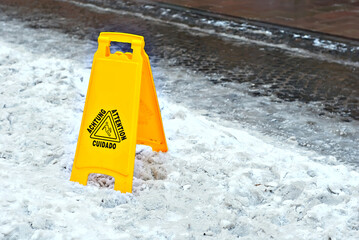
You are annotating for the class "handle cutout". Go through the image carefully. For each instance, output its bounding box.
[110,42,133,54]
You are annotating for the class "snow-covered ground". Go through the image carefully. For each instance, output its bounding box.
[0,19,359,240]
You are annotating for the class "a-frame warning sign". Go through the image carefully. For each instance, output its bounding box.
[70,32,168,193]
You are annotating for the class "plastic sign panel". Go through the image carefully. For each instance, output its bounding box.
[70,32,168,193]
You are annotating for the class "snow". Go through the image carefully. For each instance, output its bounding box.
[313,38,347,52]
[1,19,359,239]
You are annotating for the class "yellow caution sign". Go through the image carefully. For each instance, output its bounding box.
[70,32,168,193]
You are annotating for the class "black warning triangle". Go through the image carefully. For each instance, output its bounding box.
[90,111,121,143]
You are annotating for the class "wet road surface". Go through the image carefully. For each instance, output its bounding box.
[158,0,359,40]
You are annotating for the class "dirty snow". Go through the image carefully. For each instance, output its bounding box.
[0,19,359,240]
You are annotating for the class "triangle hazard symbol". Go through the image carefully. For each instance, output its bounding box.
[90,111,120,143]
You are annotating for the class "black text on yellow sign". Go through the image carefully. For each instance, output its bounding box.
[88,109,127,150]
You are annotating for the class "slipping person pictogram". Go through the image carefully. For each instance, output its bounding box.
[102,122,112,137]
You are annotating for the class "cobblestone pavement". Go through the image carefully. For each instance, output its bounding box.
[0,0,358,164]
